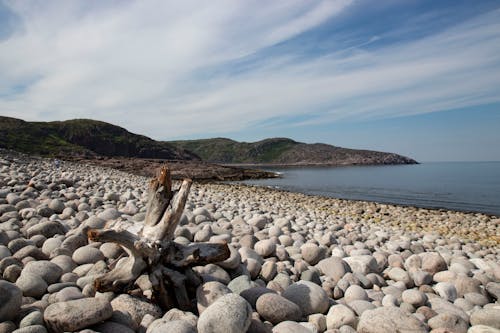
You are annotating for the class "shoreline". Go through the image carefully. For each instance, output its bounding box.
[205,182,500,248]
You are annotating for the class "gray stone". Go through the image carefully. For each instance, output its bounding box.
[241,287,276,309]
[348,300,376,316]
[419,252,447,275]
[401,289,427,307]
[468,325,500,333]
[301,243,324,265]
[326,304,357,329]
[272,321,312,333]
[193,263,231,284]
[197,294,252,333]
[0,280,22,322]
[344,284,369,303]
[256,293,302,324]
[316,257,350,283]
[228,275,257,295]
[146,319,196,333]
[19,311,44,327]
[163,308,198,328]
[196,281,232,314]
[72,246,105,265]
[428,312,468,333]
[429,297,469,322]
[26,221,66,238]
[16,273,47,298]
[91,321,135,333]
[44,298,113,333]
[12,325,47,333]
[97,208,121,220]
[470,308,500,329]
[22,260,63,284]
[434,282,458,302]
[343,255,379,275]
[357,307,427,333]
[282,281,329,316]
[111,294,162,326]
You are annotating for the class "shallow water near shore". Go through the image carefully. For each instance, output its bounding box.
[240,162,500,216]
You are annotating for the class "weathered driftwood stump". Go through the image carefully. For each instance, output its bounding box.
[87,166,229,310]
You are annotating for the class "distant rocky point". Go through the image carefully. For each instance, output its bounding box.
[168,137,417,166]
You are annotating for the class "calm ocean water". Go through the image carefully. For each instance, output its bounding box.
[240,162,500,216]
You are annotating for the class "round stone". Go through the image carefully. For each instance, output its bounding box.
[344,285,369,304]
[16,273,47,298]
[0,280,22,322]
[197,294,252,333]
[196,281,232,314]
[282,281,329,316]
[44,298,113,332]
[23,260,63,284]
[256,293,302,324]
[357,307,427,333]
[326,304,357,329]
[72,246,105,265]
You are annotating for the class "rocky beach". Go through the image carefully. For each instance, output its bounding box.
[0,150,499,333]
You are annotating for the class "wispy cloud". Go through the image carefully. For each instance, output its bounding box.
[0,0,499,140]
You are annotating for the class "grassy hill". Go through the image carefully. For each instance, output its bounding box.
[0,116,198,160]
[0,116,417,165]
[169,137,417,165]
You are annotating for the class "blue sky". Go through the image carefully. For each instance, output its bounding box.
[0,0,499,161]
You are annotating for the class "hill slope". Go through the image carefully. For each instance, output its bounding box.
[169,137,417,165]
[0,116,198,160]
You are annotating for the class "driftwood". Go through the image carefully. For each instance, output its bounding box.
[87,166,230,310]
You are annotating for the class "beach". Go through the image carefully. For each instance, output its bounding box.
[0,150,499,333]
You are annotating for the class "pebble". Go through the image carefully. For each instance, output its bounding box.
[0,280,22,322]
[256,293,302,324]
[197,294,252,333]
[44,298,113,332]
[326,304,357,329]
[282,281,329,316]
[196,281,232,313]
[470,308,500,329]
[357,307,427,333]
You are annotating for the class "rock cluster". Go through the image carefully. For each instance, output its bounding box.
[0,150,499,333]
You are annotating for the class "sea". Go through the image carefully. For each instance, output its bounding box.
[240,162,500,216]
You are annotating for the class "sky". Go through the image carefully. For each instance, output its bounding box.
[1,0,500,162]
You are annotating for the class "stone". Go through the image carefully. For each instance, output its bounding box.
[91,321,135,333]
[344,285,369,303]
[470,308,500,329]
[301,243,324,265]
[72,246,105,265]
[282,281,329,316]
[348,300,376,316]
[22,260,63,284]
[228,275,257,295]
[197,294,252,333]
[419,252,447,275]
[44,298,113,333]
[428,313,468,333]
[26,222,66,239]
[308,313,327,332]
[19,311,44,327]
[256,293,302,324]
[402,289,427,307]
[357,307,427,333]
[196,281,232,314]
[97,208,121,220]
[16,273,47,298]
[12,325,47,333]
[146,319,196,333]
[0,280,22,322]
[316,257,350,283]
[272,321,313,333]
[163,308,198,327]
[387,267,412,286]
[193,264,231,284]
[434,282,458,302]
[468,325,500,333]
[326,304,357,329]
[343,255,379,275]
[111,294,162,326]
[254,239,276,257]
[486,282,500,300]
[428,297,469,322]
[241,287,276,309]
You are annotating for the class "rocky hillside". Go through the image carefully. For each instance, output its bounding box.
[0,116,198,160]
[169,137,418,165]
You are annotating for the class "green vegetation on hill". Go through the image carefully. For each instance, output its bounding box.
[169,138,418,165]
[0,116,198,160]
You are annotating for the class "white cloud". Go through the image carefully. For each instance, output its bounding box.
[0,1,499,140]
